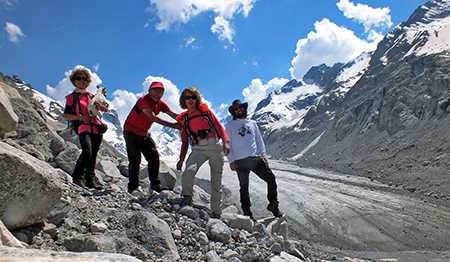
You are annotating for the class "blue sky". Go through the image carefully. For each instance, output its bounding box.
[0,0,427,125]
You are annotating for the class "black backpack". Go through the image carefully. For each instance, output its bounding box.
[67,92,93,135]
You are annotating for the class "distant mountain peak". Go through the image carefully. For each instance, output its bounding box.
[251,52,371,132]
[404,0,450,26]
[380,0,450,62]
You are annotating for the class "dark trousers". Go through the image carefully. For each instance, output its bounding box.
[235,156,279,214]
[124,131,161,191]
[72,132,103,180]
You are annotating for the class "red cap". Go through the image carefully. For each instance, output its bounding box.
[150,81,164,89]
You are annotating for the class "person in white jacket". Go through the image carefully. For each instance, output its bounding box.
[225,100,283,220]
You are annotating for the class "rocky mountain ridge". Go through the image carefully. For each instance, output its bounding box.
[253,0,450,199]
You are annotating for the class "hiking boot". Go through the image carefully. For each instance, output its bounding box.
[130,188,145,199]
[73,177,85,188]
[128,185,143,195]
[267,203,283,217]
[150,184,169,193]
[85,176,104,190]
[211,212,221,219]
[180,195,193,206]
[128,186,138,194]
[244,212,257,222]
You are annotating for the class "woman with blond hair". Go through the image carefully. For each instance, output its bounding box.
[64,67,108,189]
[176,87,230,218]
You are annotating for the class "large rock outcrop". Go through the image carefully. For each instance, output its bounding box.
[0,141,63,230]
[0,74,18,138]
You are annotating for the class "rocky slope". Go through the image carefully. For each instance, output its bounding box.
[0,73,372,261]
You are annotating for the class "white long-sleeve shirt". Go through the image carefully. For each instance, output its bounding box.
[225,118,267,163]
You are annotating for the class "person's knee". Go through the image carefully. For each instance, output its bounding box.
[184,162,199,173]
[266,177,276,185]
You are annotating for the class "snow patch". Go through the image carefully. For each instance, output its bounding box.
[404,16,450,57]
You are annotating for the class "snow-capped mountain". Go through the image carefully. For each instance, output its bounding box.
[253,0,450,198]
[155,126,182,159]
[250,51,371,158]
[254,52,371,132]
[399,0,450,58]
[373,0,450,68]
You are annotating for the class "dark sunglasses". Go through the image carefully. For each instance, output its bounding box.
[75,76,89,81]
[184,95,197,100]
[233,104,245,110]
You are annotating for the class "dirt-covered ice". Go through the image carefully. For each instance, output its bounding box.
[168,158,450,261]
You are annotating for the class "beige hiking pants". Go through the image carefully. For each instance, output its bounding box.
[182,137,224,215]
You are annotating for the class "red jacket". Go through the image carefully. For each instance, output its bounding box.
[124,94,170,136]
[176,103,229,160]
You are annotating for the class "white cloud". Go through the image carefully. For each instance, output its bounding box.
[1,0,18,9]
[183,36,200,49]
[46,65,102,102]
[4,22,25,43]
[109,89,140,125]
[218,103,228,112]
[211,15,235,45]
[337,0,392,33]
[289,18,378,80]
[93,63,100,72]
[146,0,257,43]
[185,37,195,46]
[242,77,289,113]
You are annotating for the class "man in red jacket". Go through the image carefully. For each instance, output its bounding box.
[123,81,183,194]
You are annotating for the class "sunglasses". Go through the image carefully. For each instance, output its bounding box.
[184,95,197,100]
[233,104,245,110]
[75,76,89,81]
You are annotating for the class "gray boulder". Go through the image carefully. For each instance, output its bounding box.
[96,160,123,181]
[0,246,142,262]
[53,141,80,175]
[0,220,27,248]
[159,160,177,189]
[206,218,232,244]
[221,213,254,232]
[8,96,66,162]
[0,82,18,138]
[140,160,177,189]
[0,141,63,230]
[124,211,180,261]
[64,234,117,253]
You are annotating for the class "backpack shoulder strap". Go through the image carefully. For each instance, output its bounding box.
[71,92,79,114]
[183,113,199,145]
[201,111,221,139]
